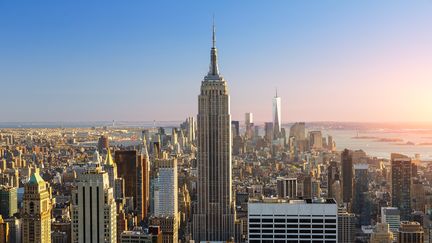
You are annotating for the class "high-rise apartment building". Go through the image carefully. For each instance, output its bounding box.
[22,171,53,243]
[71,163,117,243]
[272,91,281,138]
[248,198,338,242]
[391,155,412,220]
[0,185,17,218]
[193,24,236,242]
[309,131,323,150]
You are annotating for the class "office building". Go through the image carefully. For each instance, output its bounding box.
[341,149,353,204]
[193,24,236,242]
[4,218,20,243]
[276,177,297,199]
[338,208,356,243]
[120,226,162,243]
[104,148,117,190]
[154,159,178,217]
[370,223,394,243]
[398,221,424,243]
[0,186,17,218]
[22,171,53,243]
[309,131,323,150]
[115,150,149,221]
[231,120,240,138]
[353,164,370,224]
[381,207,400,236]
[0,215,9,243]
[391,155,412,220]
[272,90,281,138]
[71,163,117,243]
[248,198,338,242]
[245,113,254,139]
[97,135,109,153]
[327,161,340,201]
[264,122,274,142]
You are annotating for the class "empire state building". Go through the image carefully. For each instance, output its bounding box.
[192,24,236,241]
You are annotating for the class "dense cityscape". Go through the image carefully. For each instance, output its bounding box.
[1,24,431,243]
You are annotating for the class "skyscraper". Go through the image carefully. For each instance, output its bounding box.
[152,158,178,242]
[309,131,323,150]
[341,149,353,205]
[398,221,424,243]
[0,185,17,219]
[391,155,412,220]
[272,90,281,138]
[193,23,236,242]
[71,163,117,243]
[115,150,149,221]
[154,159,178,217]
[0,215,9,243]
[381,207,401,236]
[338,208,356,243]
[276,177,297,199]
[370,223,394,243]
[244,113,254,139]
[22,171,53,243]
[327,161,340,202]
[264,122,274,142]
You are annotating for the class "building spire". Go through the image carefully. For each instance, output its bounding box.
[208,17,219,77]
[212,15,216,48]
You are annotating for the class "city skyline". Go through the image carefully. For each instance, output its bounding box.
[1,1,432,123]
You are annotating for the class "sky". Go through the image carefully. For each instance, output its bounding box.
[0,1,431,123]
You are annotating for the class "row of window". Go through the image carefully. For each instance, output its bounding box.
[250,218,336,223]
[249,224,337,229]
[250,229,336,234]
[249,240,336,243]
[250,234,337,239]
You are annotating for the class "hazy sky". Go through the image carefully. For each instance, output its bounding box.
[1,1,431,123]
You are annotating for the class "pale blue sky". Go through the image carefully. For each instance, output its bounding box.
[1,1,431,122]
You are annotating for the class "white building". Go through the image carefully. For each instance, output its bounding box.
[154,159,178,217]
[71,163,117,243]
[381,207,400,236]
[248,198,338,243]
